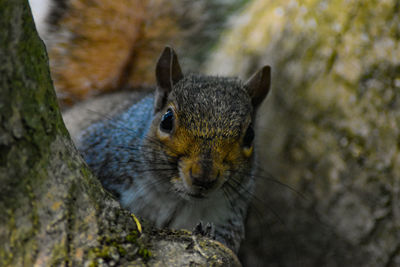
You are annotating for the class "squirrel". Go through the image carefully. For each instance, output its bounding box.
[29,0,271,253]
[63,46,271,253]
[28,0,246,107]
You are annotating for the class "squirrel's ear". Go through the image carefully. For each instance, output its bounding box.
[245,65,271,110]
[154,46,183,113]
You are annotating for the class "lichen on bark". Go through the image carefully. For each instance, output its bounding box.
[206,0,400,266]
[0,1,240,266]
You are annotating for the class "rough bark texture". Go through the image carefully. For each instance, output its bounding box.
[0,1,240,266]
[206,0,400,266]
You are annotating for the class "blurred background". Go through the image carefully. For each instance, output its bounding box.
[30,0,400,266]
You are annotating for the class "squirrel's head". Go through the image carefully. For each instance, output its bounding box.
[147,46,271,200]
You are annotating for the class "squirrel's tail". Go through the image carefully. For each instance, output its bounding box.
[29,0,246,106]
[30,0,184,105]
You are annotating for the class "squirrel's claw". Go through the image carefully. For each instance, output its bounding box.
[193,221,216,239]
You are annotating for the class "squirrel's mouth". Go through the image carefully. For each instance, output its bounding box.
[172,174,213,200]
[177,181,221,201]
[172,186,208,201]
[173,159,224,200]
[186,191,206,199]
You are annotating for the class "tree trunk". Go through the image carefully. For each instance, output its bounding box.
[206,1,400,266]
[0,1,240,266]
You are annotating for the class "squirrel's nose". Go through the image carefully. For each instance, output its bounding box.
[189,167,218,190]
[192,176,217,190]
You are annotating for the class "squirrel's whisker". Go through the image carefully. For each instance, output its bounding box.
[224,179,270,242]
[67,47,272,253]
[228,176,286,226]
[252,163,307,200]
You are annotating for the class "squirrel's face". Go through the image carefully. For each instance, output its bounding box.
[150,75,255,199]
[146,46,270,200]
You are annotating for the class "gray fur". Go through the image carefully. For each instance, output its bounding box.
[171,74,252,138]
[71,71,267,253]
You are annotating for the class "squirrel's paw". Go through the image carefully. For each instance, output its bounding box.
[193,221,216,239]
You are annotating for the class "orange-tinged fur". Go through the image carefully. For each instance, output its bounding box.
[49,0,182,104]
[72,61,270,252]
[157,110,252,187]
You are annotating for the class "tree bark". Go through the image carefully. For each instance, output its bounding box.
[0,1,240,266]
[206,1,400,266]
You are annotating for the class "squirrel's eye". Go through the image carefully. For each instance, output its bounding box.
[160,108,174,133]
[243,125,254,148]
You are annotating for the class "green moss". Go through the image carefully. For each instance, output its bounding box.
[125,229,152,262]
[87,228,150,265]
[138,247,152,261]
[49,242,69,266]
[125,232,139,243]
[94,246,112,260]
[118,245,127,256]
[0,0,67,211]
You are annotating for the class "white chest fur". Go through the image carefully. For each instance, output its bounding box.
[119,181,235,231]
